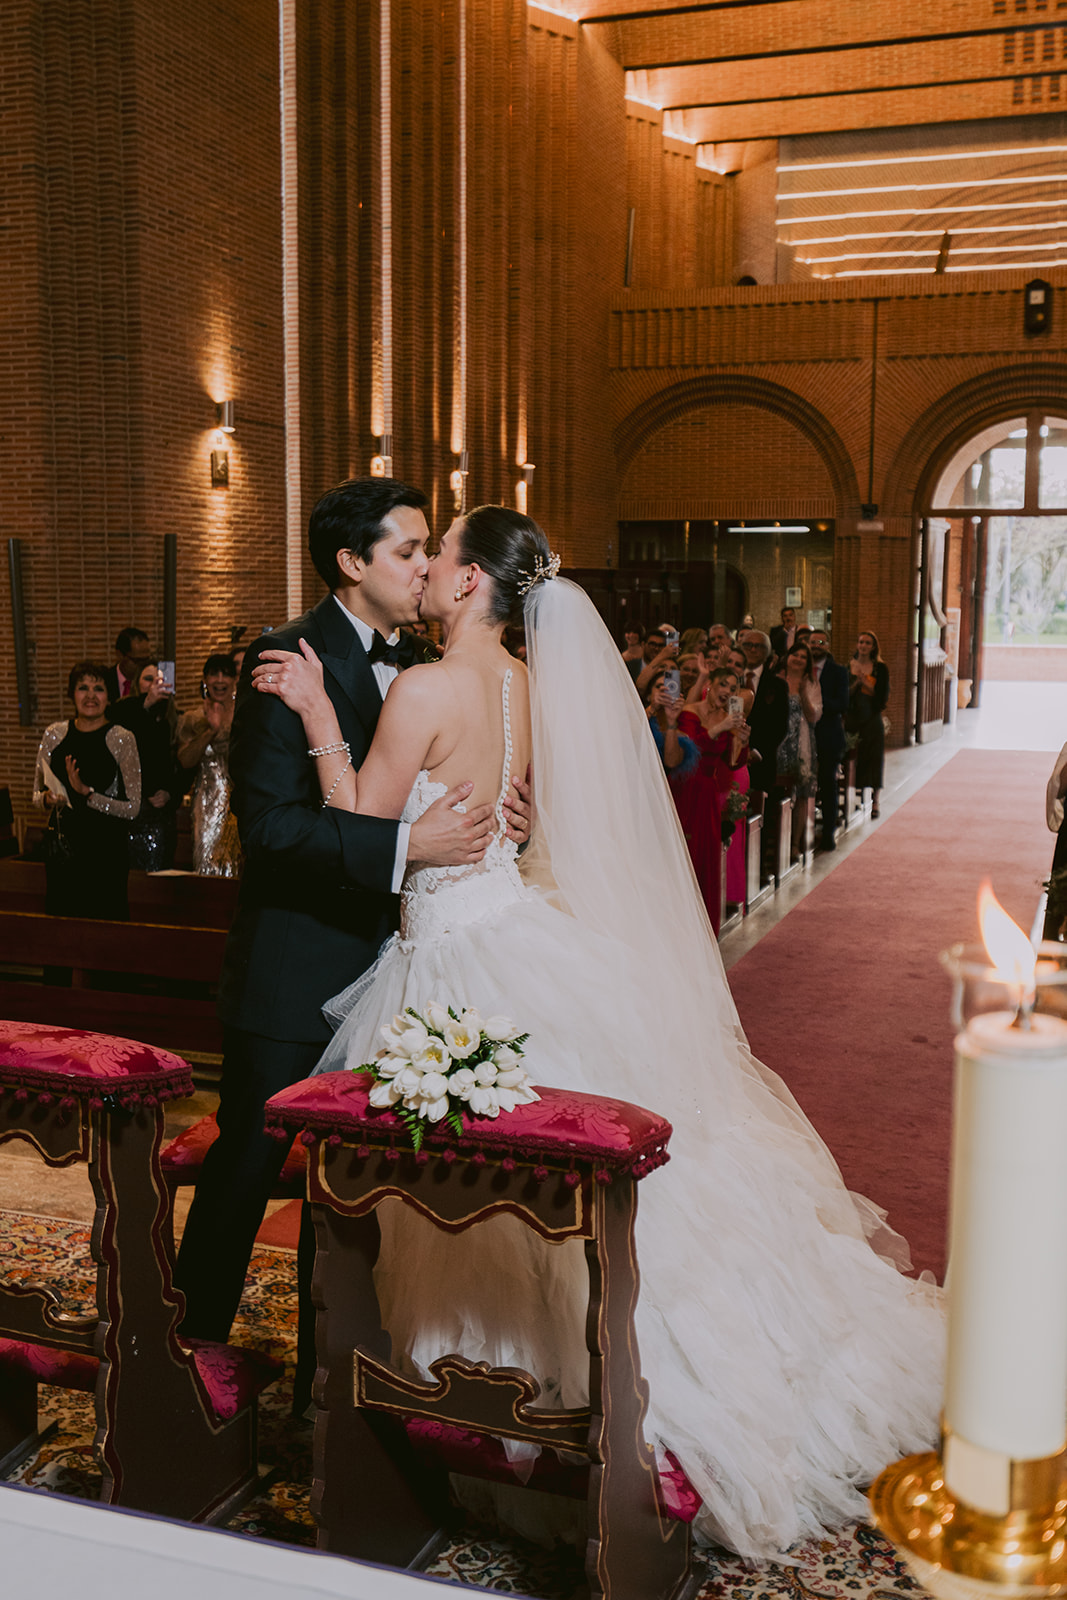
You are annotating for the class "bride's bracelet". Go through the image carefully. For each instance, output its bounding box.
[321,753,353,809]
[308,740,349,758]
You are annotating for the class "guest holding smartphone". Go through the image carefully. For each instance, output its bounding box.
[674,665,750,934]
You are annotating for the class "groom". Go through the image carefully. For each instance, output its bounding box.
[174,477,525,1396]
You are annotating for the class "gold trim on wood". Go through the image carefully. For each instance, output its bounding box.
[353,1349,592,1451]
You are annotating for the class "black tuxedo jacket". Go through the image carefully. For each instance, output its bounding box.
[747,668,790,792]
[217,594,419,1043]
[813,655,850,763]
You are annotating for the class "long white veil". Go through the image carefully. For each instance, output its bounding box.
[522,575,910,1265]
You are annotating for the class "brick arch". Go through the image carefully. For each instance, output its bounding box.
[613,375,861,513]
[883,364,1067,515]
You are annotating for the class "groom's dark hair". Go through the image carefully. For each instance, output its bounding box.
[308,477,428,590]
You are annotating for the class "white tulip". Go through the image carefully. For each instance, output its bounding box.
[468,1086,501,1118]
[368,1079,402,1108]
[424,1000,449,1030]
[443,1017,481,1059]
[417,1071,449,1101]
[416,1093,450,1122]
[375,1054,408,1079]
[395,1065,424,1097]
[411,1039,452,1074]
[494,1065,527,1089]
[474,1059,498,1086]
[448,1067,477,1097]
[483,1015,520,1042]
[491,1045,521,1071]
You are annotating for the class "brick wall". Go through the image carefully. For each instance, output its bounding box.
[0,0,285,827]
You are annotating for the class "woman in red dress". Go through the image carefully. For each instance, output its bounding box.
[673,665,750,935]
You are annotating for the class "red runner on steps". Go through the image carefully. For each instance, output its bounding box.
[727,749,1053,1283]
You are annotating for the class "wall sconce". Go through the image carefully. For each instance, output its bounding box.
[370,434,393,477]
[520,462,536,486]
[450,449,470,512]
[210,450,230,488]
[216,401,236,434]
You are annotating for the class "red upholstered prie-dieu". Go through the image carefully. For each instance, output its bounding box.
[266,1072,671,1180]
[0,1021,192,1109]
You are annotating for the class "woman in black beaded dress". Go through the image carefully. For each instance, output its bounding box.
[108,658,180,871]
[32,661,142,918]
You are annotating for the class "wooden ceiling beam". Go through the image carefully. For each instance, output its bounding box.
[642,37,1053,111]
[601,0,1035,71]
[671,76,1066,143]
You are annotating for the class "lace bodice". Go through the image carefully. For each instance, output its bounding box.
[398,670,532,943]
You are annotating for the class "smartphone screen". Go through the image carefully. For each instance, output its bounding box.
[157,660,175,694]
[663,668,681,699]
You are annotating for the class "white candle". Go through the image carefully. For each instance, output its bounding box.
[945,1008,1067,1473]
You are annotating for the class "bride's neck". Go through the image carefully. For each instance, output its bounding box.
[440,607,503,655]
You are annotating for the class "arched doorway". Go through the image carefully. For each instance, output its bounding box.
[920,412,1067,737]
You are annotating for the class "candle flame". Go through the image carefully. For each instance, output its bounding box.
[977,880,1037,991]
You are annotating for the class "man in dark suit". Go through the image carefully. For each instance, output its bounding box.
[809,628,850,851]
[768,606,797,662]
[740,631,789,797]
[102,626,152,704]
[174,478,524,1399]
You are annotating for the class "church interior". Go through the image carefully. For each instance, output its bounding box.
[3,2,1067,1596]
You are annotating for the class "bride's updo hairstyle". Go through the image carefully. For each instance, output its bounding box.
[457,505,553,627]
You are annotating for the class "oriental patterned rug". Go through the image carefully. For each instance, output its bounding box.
[0,1212,930,1599]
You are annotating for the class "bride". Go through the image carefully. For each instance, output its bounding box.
[252,504,943,1563]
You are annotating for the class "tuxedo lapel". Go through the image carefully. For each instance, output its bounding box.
[310,594,382,744]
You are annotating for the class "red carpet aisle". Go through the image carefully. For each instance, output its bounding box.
[728,750,1053,1283]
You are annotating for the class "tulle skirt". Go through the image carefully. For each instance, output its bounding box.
[315,890,943,1561]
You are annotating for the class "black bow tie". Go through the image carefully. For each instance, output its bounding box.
[367,631,401,668]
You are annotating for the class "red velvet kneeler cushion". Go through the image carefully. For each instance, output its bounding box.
[404,1419,701,1523]
[266,1073,672,1181]
[161,1113,306,1193]
[0,1337,282,1423]
[0,1021,193,1110]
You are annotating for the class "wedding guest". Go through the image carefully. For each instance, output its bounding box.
[707,623,732,655]
[646,669,699,777]
[777,640,825,864]
[103,626,153,706]
[679,653,704,701]
[808,628,850,851]
[769,606,798,659]
[847,629,889,818]
[620,623,645,683]
[108,659,181,870]
[33,661,141,918]
[635,632,678,697]
[674,665,750,934]
[177,652,241,876]
[776,640,822,859]
[726,646,753,712]
[679,627,708,658]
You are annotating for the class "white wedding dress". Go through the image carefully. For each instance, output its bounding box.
[313,580,943,1563]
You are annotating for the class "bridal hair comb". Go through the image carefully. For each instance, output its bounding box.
[516,551,562,597]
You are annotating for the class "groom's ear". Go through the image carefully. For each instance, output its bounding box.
[336,548,364,586]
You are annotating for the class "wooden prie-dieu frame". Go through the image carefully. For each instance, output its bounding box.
[266,1071,702,1600]
[0,1020,281,1522]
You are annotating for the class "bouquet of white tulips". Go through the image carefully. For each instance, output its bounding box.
[358,1002,539,1152]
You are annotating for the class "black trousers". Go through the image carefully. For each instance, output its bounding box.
[816,752,842,845]
[174,1027,324,1390]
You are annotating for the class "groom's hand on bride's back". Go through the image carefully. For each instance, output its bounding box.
[408,783,494,866]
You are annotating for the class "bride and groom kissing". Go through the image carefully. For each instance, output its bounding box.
[175,475,944,1561]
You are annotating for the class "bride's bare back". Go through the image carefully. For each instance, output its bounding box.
[355,645,531,824]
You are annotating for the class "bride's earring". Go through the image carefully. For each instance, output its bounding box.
[455,586,464,602]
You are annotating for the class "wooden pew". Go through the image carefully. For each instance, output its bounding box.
[0,864,232,1060]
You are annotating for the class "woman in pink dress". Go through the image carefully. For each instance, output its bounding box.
[673,665,750,934]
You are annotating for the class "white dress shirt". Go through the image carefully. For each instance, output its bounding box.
[333,596,411,893]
